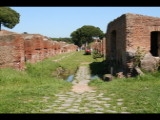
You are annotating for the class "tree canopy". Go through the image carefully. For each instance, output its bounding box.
[0,7,20,31]
[70,25,104,47]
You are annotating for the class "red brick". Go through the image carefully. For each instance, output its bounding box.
[106,13,160,67]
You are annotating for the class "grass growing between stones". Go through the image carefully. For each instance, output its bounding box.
[0,67,71,113]
[0,51,96,113]
[0,52,71,113]
[89,72,160,113]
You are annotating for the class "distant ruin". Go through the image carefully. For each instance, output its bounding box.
[90,37,106,58]
[106,13,160,75]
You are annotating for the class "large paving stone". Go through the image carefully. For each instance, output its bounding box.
[41,108,52,112]
[66,109,80,112]
[117,102,123,106]
[61,103,72,107]
[100,98,111,101]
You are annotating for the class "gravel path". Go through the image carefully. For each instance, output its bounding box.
[71,65,95,93]
[40,63,130,113]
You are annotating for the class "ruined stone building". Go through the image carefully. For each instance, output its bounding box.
[0,30,78,70]
[106,13,160,73]
[90,37,106,57]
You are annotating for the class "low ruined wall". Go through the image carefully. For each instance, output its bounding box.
[62,44,78,53]
[91,39,104,55]
[0,34,25,70]
[23,34,45,63]
[0,31,78,70]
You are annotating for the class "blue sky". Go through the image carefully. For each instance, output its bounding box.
[2,7,160,38]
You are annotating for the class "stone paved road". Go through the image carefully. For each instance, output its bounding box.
[40,64,130,113]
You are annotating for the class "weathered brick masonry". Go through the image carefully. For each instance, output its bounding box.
[106,13,160,69]
[0,30,78,70]
[0,34,25,70]
[91,37,106,57]
[23,34,44,63]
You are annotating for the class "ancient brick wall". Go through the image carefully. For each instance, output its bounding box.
[43,38,52,58]
[102,37,106,58]
[91,39,102,53]
[59,41,67,53]
[23,34,34,63]
[63,44,78,53]
[23,34,44,63]
[0,34,25,70]
[0,31,78,70]
[51,41,57,56]
[47,40,55,57]
[126,13,160,53]
[53,41,61,55]
[0,30,18,35]
[106,14,126,64]
[90,38,106,57]
[106,13,160,67]
[32,35,44,62]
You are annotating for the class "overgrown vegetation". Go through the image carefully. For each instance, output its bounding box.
[0,62,71,113]
[92,49,103,60]
[133,46,146,67]
[0,51,94,113]
[1,50,160,113]
[89,71,160,113]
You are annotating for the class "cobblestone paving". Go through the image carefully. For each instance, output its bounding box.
[40,64,130,113]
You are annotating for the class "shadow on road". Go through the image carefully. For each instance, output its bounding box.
[89,60,108,80]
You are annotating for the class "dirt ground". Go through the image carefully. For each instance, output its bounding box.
[71,63,96,93]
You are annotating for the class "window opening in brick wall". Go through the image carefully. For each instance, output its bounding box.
[150,31,160,57]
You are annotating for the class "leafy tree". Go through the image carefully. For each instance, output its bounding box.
[0,7,20,31]
[70,25,104,47]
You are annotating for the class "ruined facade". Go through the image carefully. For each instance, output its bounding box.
[0,30,78,70]
[90,37,106,57]
[106,13,160,72]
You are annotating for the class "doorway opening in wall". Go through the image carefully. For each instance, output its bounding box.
[150,31,160,57]
[111,30,116,59]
